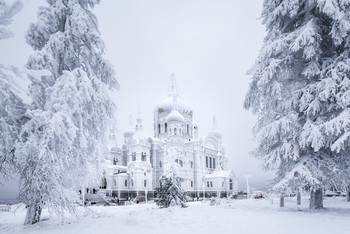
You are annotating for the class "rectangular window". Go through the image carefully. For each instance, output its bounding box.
[141,152,146,161]
[144,180,147,187]
[206,157,208,168]
[213,158,215,169]
[132,152,136,161]
[191,181,193,187]
[160,161,162,168]
[210,181,213,187]
[190,161,193,168]
[207,181,209,187]
[209,157,212,168]
[125,180,127,187]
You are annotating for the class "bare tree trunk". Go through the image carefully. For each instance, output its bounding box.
[297,190,301,205]
[24,201,42,225]
[280,194,284,207]
[309,188,323,209]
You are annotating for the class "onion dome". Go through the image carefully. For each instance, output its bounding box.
[157,96,192,114]
[156,74,192,114]
[166,110,185,122]
[123,128,135,138]
[211,129,223,139]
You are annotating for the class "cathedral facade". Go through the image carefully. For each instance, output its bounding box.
[102,75,238,200]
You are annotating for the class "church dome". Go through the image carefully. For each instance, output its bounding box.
[123,128,135,138]
[156,74,192,115]
[211,129,223,139]
[166,110,185,122]
[157,96,192,114]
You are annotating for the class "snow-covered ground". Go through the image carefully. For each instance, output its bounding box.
[1,197,350,234]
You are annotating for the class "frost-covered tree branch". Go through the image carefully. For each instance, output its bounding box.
[0,0,22,40]
[0,0,25,182]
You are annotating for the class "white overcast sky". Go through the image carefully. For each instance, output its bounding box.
[0,0,274,198]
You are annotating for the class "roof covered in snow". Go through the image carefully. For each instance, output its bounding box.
[203,170,233,179]
[166,109,185,122]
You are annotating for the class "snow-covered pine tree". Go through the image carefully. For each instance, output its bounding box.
[244,0,350,209]
[155,163,188,208]
[16,0,118,225]
[0,0,25,180]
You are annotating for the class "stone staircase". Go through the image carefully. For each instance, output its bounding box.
[83,193,109,205]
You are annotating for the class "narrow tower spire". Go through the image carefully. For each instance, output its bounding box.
[136,105,143,131]
[168,73,178,97]
[212,116,218,130]
[128,114,133,128]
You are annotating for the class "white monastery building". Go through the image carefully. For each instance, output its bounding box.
[101,74,238,200]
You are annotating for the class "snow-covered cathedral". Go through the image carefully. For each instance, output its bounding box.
[101,74,237,200]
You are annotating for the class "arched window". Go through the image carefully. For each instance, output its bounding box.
[175,159,183,167]
[141,152,146,161]
[165,123,167,133]
[174,128,177,135]
[102,178,107,189]
[132,152,136,161]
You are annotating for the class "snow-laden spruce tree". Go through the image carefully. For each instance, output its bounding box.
[16,0,118,225]
[244,0,350,209]
[156,162,188,208]
[0,0,24,179]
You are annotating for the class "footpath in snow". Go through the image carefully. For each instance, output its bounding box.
[1,197,350,234]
